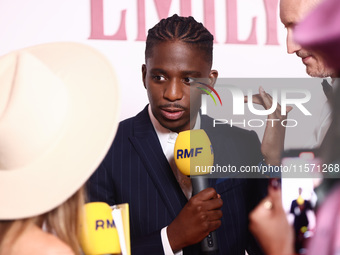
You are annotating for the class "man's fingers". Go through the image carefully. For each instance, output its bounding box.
[244,94,263,105]
[286,105,293,113]
[208,219,222,231]
[204,197,223,211]
[260,87,294,115]
[205,209,223,221]
[245,89,275,111]
[194,187,218,201]
[245,88,294,115]
[259,87,275,110]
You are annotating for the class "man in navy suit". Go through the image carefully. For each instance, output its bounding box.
[88,14,285,254]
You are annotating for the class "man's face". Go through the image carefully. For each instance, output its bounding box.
[142,41,218,133]
[280,0,334,77]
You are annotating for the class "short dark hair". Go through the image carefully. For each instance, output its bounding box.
[145,14,214,65]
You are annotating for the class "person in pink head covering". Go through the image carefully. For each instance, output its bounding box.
[249,0,340,254]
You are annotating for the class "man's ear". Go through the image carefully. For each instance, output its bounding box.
[209,70,218,88]
[142,64,147,89]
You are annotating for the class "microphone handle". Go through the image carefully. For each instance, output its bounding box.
[191,177,218,254]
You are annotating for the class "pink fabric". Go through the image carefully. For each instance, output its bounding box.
[307,185,340,255]
[294,0,340,70]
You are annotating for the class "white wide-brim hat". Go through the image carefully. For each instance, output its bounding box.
[0,42,120,219]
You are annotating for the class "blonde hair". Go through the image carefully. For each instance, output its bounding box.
[0,186,86,255]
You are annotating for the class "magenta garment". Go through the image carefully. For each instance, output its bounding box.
[294,0,340,70]
[307,184,340,255]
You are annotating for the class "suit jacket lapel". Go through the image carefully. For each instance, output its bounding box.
[129,106,187,219]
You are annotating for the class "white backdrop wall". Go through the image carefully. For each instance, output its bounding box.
[1,0,325,147]
[1,0,327,218]
[0,0,311,118]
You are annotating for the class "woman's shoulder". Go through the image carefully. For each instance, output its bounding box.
[36,230,74,255]
[11,224,75,255]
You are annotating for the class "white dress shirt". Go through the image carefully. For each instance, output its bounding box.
[305,79,336,148]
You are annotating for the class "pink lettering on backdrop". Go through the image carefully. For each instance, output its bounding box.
[180,0,191,17]
[263,0,279,45]
[225,0,257,44]
[88,0,127,40]
[136,0,172,41]
[154,0,172,19]
[89,0,280,45]
[204,0,216,42]
[136,0,146,41]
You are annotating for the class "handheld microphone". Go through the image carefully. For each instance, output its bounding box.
[79,202,121,255]
[174,129,218,254]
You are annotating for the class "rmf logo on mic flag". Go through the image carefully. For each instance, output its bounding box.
[174,129,214,176]
[79,202,121,254]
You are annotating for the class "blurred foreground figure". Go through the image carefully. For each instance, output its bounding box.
[250,0,340,254]
[0,42,120,255]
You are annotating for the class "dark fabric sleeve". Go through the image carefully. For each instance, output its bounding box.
[290,200,296,215]
[86,115,170,254]
[131,231,165,255]
[87,157,166,254]
[87,158,115,205]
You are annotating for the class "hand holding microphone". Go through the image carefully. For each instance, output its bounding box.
[167,129,222,254]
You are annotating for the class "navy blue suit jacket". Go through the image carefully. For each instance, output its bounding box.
[88,106,267,254]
